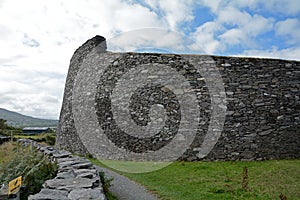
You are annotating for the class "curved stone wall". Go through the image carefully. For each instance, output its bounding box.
[56,36,300,161]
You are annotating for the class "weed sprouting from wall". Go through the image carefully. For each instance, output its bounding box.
[242,166,249,191]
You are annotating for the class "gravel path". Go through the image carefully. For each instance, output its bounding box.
[96,166,159,200]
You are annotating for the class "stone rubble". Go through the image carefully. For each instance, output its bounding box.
[18,139,106,200]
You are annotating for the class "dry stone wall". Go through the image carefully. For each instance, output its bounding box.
[56,36,300,161]
[18,139,106,200]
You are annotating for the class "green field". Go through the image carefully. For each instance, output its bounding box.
[91,159,300,200]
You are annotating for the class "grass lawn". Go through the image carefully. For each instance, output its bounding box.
[91,159,300,200]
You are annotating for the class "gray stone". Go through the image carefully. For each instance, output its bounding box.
[56,157,79,163]
[58,159,90,168]
[277,115,284,120]
[28,189,68,200]
[56,169,76,179]
[77,172,97,179]
[221,63,231,67]
[68,188,106,200]
[44,177,99,191]
[258,129,273,136]
[72,162,94,169]
[74,169,97,175]
[53,151,72,159]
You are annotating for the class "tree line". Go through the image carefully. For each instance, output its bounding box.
[0,119,22,135]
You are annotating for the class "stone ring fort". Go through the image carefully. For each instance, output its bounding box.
[56,28,300,173]
[72,29,226,165]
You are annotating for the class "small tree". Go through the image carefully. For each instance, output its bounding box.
[0,118,7,133]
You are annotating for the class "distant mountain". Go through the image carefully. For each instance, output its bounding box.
[0,108,58,128]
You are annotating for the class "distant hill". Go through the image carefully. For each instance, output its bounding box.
[0,108,58,128]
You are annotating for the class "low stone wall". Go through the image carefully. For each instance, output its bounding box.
[18,139,106,200]
[0,135,10,144]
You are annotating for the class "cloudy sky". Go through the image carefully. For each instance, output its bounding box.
[0,0,299,119]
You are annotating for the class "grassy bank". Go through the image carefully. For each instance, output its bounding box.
[91,159,300,200]
[0,142,57,199]
[0,142,16,164]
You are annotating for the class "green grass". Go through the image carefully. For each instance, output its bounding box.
[91,159,300,200]
[14,132,54,139]
[0,133,56,163]
[98,159,172,173]
[0,142,16,164]
[14,133,56,146]
[14,134,42,139]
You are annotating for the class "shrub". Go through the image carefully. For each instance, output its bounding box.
[99,171,117,200]
[0,142,57,199]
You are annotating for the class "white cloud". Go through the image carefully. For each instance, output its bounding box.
[199,0,222,13]
[198,0,300,16]
[219,29,246,45]
[275,18,300,45]
[259,0,300,16]
[217,6,251,25]
[0,0,167,119]
[189,21,223,54]
[0,93,61,119]
[218,7,274,35]
[22,34,40,47]
[244,14,274,35]
[238,46,300,61]
[144,0,194,30]
[108,28,186,53]
[190,4,275,53]
[0,66,65,119]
